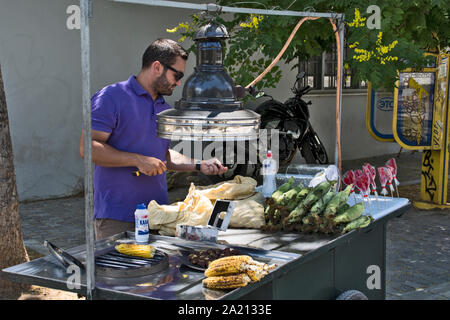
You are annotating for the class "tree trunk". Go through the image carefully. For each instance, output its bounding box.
[0,64,30,298]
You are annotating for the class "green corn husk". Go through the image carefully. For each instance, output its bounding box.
[311,190,335,214]
[264,205,275,222]
[283,202,309,225]
[318,222,328,234]
[278,183,304,206]
[333,202,365,224]
[337,203,351,215]
[302,191,335,225]
[301,180,335,210]
[271,177,295,201]
[272,208,282,223]
[285,181,335,227]
[323,184,353,218]
[286,187,311,211]
[342,215,374,234]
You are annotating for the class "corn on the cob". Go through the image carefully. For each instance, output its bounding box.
[246,265,268,281]
[323,184,352,218]
[337,203,351,215]
[342,215,374,233]
[278,183,304,206]
[283,203,308,225]
[301,180,335,209]
[271,177,295,201]
[205,255,253,277]
[286,187,311,211]
[202,273,252,289]
[333,202,364,224]
[115,243,155,259]
[302,190,335,225]
[204,255,277,287]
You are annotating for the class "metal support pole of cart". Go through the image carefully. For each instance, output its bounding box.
[336,16,345,172]
[80,0,95,300]
[79,0,345,298]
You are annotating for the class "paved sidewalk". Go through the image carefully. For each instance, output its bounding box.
[17,150,449,300]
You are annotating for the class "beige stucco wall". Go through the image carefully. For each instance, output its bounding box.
[0,0,399,200]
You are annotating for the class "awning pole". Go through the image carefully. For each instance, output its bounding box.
[337,17,345,179]
[111,0,342,19]
[80,0,95,300]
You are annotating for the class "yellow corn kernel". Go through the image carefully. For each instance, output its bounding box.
[202,273,251,289]
[115,243,155,259]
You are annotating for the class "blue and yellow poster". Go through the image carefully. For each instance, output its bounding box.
[393,70,435,149]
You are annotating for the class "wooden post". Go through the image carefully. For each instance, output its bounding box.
[0,65,31,298]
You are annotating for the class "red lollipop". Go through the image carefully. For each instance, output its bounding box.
[378,167,389,196]
[363,164,375,189]
[342,170,356,193]
[385,166,395,195]
[363,163,380,207]
[355,171,370,196]
[386,158,400,197]
[355,171,372,213]
[385,158,400,185]
[354,169,364,192]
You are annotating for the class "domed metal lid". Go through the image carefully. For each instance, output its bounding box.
[194,22,229,41]
[157,22,259,142]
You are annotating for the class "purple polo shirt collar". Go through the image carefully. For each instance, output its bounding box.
[128,75,165,104]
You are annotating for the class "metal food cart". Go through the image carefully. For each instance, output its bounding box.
[2,196,410,300]
[2,0,409,301]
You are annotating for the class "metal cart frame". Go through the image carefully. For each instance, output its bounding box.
[79,0,346,299]
[3,197,410,300]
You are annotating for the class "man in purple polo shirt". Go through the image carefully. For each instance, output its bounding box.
[80,39,227,239]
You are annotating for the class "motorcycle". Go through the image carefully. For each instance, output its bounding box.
[200,71,328,184]
[251,71,329,166]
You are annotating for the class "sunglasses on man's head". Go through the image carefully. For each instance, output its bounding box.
[160,62,184,81]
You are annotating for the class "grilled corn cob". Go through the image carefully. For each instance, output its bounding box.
[115,243,155,259]
[205,255,253,277]
[202,273,252,289]
[245,259,276,281]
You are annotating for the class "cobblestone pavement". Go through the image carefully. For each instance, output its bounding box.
[386,208,449,300]
[16,151,450,300]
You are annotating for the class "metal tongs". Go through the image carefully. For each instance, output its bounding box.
[44,240,85,271]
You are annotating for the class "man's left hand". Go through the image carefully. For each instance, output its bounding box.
[200,158,228,175]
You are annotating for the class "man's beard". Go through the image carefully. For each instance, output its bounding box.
[153,72,176,97]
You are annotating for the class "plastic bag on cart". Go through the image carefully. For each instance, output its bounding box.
[229,192,265,229]
[195,175,257,200]
[308,165,340,191]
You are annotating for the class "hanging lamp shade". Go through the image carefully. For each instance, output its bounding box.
[157,22,260,141]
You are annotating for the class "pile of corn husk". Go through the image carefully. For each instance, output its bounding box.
[262,177,373,234]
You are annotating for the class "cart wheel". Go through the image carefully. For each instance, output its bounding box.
[336,290,368,300]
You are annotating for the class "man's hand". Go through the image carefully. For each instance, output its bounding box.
[136,155,167,176]
[200,158,228,175]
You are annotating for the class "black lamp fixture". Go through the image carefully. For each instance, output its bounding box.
[157,22,260,141]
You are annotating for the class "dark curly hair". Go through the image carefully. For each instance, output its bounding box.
[141,39,188,69]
